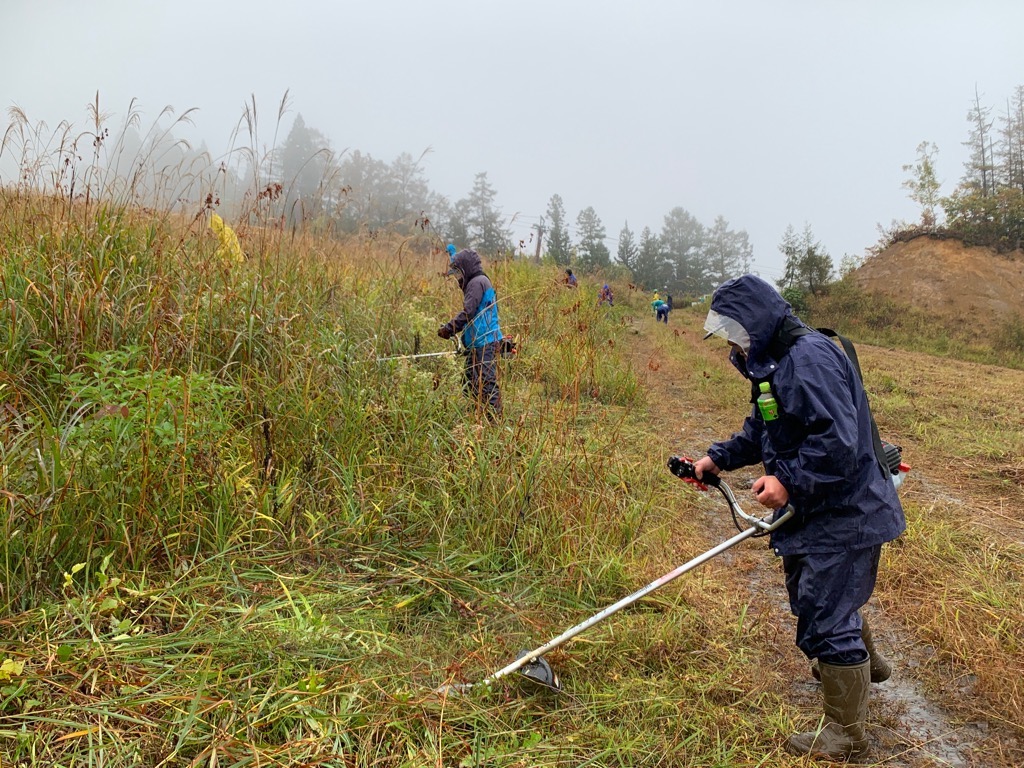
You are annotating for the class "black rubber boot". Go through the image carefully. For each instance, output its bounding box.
[787,659,870,760]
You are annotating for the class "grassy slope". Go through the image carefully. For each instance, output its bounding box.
[0,196,1021,766]
[0,196,795,767]
[805,277,1024,370]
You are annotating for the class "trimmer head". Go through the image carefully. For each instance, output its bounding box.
[516,650,562,692]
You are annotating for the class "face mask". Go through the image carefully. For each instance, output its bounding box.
[729,346,748,375]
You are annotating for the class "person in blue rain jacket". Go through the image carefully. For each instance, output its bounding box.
[693,274,905,760]
[438,248,503,417]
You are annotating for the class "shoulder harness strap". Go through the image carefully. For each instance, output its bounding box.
[769,323,888,473]
[810,327,888,474]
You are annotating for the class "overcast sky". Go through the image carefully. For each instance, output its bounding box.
[4,1,1023,279]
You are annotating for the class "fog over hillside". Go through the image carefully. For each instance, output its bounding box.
[3,1,1024,281]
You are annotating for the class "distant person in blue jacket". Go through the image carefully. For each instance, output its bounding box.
[656,293,673,323]
[693,274,905,761]
[438,248,503,418]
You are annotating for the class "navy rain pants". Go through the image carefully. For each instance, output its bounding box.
[463,342,502,416]
[782,544,881,665]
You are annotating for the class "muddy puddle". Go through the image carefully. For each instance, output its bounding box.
[870,672,983,767]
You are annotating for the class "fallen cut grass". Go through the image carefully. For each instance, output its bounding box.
[880,499,1024,733]
[0,517,811,766]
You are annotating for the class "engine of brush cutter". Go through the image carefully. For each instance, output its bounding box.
[881,440,911,491]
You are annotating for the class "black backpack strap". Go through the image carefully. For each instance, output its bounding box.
[814,327,889,474]
[763,321,890,475]
[815,328,866,381]
[767,315,812,361]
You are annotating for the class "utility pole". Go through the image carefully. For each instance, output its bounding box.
[532,218,545,264]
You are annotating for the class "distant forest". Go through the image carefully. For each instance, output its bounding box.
[3,85,1024,297]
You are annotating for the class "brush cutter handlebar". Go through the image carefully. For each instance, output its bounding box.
[668,456,794,534]
[667,455,720,488]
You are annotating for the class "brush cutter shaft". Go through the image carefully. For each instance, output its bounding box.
[373,337,465,363]
[479,523,762,687]
[374,350,458,362]
[436,469,794,696]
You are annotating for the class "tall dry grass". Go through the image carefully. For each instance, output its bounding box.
[2,101,1021,767]
[1,102,814,767]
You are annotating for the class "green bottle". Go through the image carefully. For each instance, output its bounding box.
[757,381,779,421]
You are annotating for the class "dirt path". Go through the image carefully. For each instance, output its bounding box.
[625,314,1000,768]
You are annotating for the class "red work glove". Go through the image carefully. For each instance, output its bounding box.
[438,325,453,340]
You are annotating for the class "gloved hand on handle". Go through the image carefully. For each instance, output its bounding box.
[438,324,453,340]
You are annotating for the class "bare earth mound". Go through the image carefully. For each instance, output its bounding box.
[853,236,1024,319]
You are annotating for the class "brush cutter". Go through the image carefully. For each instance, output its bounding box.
[373,336,465,363]
[435,457,794,696]
[374,348,462,363]
[375,337,521,364]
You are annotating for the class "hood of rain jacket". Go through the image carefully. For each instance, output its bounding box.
[450,249,483,290]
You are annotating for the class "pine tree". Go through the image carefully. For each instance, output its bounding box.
[464,172,510,256]
[575,206,611,271]
[778,225,802,291]
[660,207,705,294]
[279,114,335,225]
[633,226,670,290]
[545,194,572,265]
[336,150,389,232]
[444,198,472,251]
[704,215,752,289]
[777,224,832,295]
[616,221,639,272]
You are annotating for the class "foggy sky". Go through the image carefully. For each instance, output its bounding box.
[4,0,1023,281]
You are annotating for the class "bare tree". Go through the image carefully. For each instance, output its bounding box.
[963,86,996,196]
[996,87,1024,193]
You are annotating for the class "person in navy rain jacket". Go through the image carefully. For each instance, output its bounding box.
[438,248,503,418]
[693,274,905,760]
